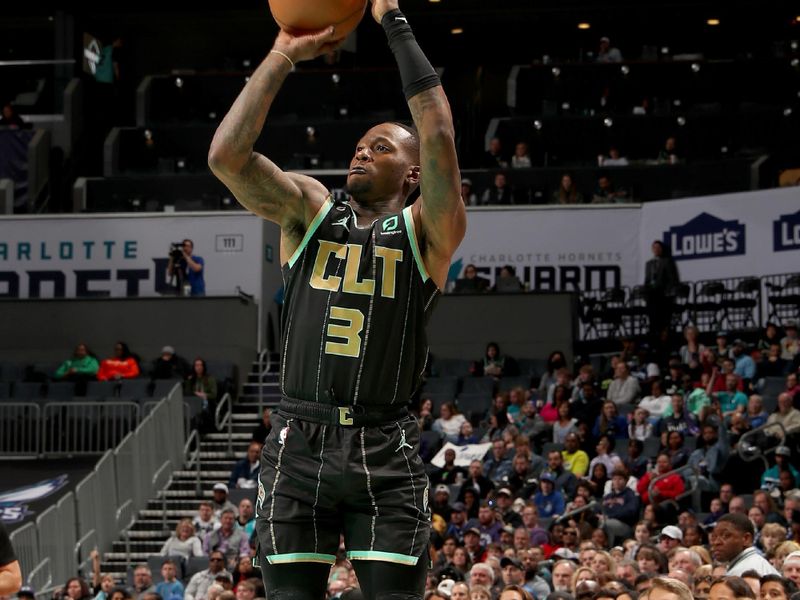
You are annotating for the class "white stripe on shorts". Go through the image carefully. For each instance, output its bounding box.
[395,421,419,555]
[360,427,379,550]
[312,424,327,553]
[268,418,293,553]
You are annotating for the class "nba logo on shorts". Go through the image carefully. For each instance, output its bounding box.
[278,426,289,446]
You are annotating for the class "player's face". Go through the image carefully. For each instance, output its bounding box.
[346,123,417,201]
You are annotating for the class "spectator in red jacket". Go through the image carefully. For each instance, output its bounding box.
[637,452,685,505]
[96,341,140,381]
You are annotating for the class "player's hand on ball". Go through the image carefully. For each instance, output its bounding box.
[369,0,400,24]
[273,27,343,64]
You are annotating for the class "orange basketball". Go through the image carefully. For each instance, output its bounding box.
[269,0,368,40]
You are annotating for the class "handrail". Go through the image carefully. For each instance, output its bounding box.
[115,500,136,570]
[738,421,786,471]
[26,557,52,591]
[184,429,201,496]
[153,460,173,533]
[215,393,233,457]
[554,499,600,524]
[74,529,97,577]
[257,349,272,414]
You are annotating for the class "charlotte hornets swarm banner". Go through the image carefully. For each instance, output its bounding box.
[640,187,800,281]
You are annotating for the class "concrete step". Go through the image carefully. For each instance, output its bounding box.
[204,433,252,441]
[147,499,211,510]
[131,519,185,531]
[139,509,199,518]
[104,552,152,561]
[200,441,251,450]
[157,489,210,498]
[199,451,244,460]
[173,470,231,479]
[112,540,165,553]
[126,530,172,539]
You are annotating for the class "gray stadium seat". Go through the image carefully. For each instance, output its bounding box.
[152,379,182,398]
[460,377,495,396]
[498,375,532,392]
[422,376,459,397]
[46,381,76,400]
[87,381,118,397]
[119,379,151,398]
[643,437,662,458]
[12,382,43,400]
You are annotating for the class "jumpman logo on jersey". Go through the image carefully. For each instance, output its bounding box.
[332,215,350,232]
[396,428,413,453]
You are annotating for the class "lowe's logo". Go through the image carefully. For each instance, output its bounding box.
[773,210,800,252]
[663,212,745,261]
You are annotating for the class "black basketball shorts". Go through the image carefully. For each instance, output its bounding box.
[254,410,431,567]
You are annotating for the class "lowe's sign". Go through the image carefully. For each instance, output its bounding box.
[773,210,800,252]
[663,212,746,261]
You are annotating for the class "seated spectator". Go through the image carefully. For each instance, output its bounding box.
[759,344,788,378]
[460,178,478,206]
[152,346,189,380]
[185,358,218,409]
[544,450,577,497]
[465,501,504,544]
[458,460,495,501]
[553,399,578,444]
[185,552,231,600]
[665,430,689,469]
[593,401,628,440]
[96,342,140,381]
[589,435,623,475]
[604,146,629,167]
[657,136,679,164]
[160,518,204,559]
[591,173,628,203]
[431,448,468,486]
[629,407,654,441]
[57,577,93,600]
[785,373,800,401]
[456,421,480,445]
[235,499,255,538]
[639,381,672,419]
[623,439,648,479]
[193,501,220,536]
[483,439,514,485]
[607,362,641,406]
[511,142,532,168]
[131,566,155,599]
[453,263,490,293]
[587,462,610,499]
[229,441,262,489]
[203,509,250,570]
[782,552,800,586]
[562,432,590,477]
[0,102,26,129]
[483,137,509,168]
[780,323,799,361]
[476,342,516,378]
[712,373,748,418]
[656,394,699,442]
[54,343,99,391]
[551,173,584,205]
[492,265,524,293]
[730,339,756,381]
[251,408,272,443]
[596,37,622,63]
[534,472,565,518]
[688,419,730,493]
[745,395,769,429]
[637,452,685,505]
[481,172,513,205]
[415,397,434,432]
[154,560,184,600]
[516,398,548,440]
[211,484,238,518]
[761,446,799,490]
[766,393,800,437]
[433,402,467,443]
[431,484,453,522]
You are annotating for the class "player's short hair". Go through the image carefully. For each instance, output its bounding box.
[388,121,420,163]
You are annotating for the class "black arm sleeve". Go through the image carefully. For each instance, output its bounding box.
[381,9,441,101]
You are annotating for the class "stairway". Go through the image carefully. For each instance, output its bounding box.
[99,353,282,581]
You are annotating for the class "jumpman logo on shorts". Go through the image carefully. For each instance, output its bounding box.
[396,429,413,453]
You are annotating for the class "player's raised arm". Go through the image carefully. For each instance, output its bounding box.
[371,0,466,288]
[207,29,339,229]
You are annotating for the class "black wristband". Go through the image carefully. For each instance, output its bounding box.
[381,9,441,100]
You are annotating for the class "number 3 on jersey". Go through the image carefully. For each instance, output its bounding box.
[325,306,365,358]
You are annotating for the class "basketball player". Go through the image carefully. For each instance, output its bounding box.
[208,0,465,597]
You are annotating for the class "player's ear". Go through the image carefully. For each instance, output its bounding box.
[407,165,420,186]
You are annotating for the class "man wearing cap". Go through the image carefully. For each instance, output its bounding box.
[732,340,756,382]
[658,526,683,553]
[782,551,800,586]
[466,501,504,544]
[495,488,523,529]
[211,483,238,518]
[464,528,487,564]
[501,557,535,597]
[596,36,622,63]
[151,345,189,380]
[0,522,21,595]
[761,446,799,488]
[711,513,778,576]
[533,473,565,519]
[445,502,470,542]
[432,484,453,522]
[460,179,477,206]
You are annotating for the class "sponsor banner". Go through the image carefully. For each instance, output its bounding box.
[452,207,642,291]
[0,213,264,299]
[431,441,492,468]
[640,187,800,281]
[0,476,69,524]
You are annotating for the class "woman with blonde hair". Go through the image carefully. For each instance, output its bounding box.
[159,517,203,558]
[570,566,597,595]
[592,551,617,577]
[693,565,714,599]
[761,523,788,557]
[772,541,800,570]
[500,585,534,600]
[691,545,713,566]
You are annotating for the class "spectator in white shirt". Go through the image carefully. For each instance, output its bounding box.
[160,518,204,559]
[193,501,220,537]
[511,142,532,169]
[607,362,641,406]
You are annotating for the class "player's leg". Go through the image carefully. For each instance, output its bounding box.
[351,551,428,600]
[259,561,330,600]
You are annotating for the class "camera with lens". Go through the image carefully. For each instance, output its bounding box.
[169,242,185,261]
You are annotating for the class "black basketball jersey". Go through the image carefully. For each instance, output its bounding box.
[280,195,439,407]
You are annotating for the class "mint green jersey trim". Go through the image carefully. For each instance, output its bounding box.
[287,195,333,269]
[402,206,430,282]
[347,550,420,565]
[266,552,337,565]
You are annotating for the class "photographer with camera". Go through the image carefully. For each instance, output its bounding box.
[167,238,205,296]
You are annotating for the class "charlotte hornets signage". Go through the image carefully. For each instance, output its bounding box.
[774,210,800,252]
[663,212,746,261]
